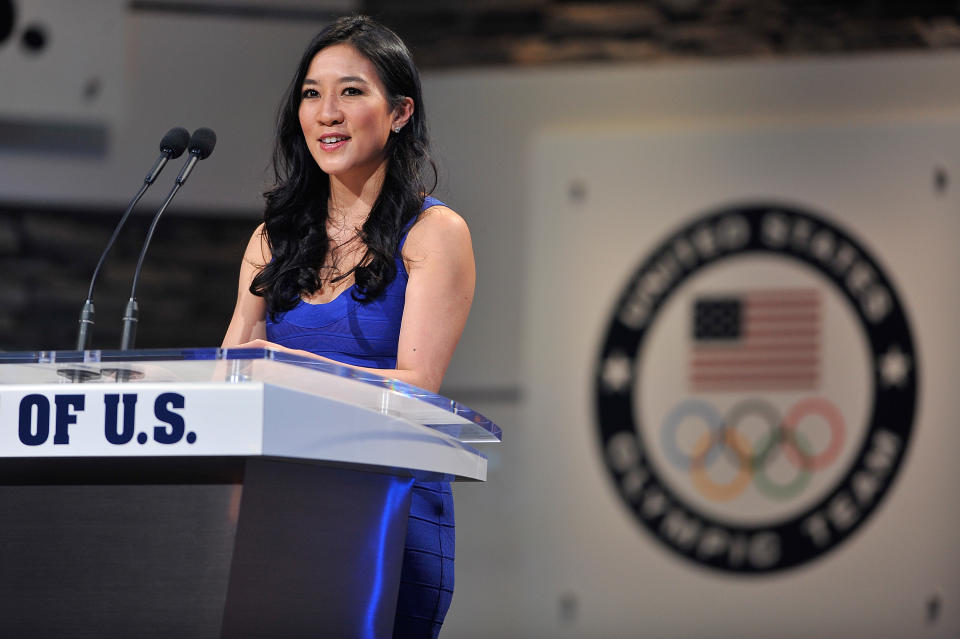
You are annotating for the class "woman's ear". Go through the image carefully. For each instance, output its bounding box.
[392,96,414,131]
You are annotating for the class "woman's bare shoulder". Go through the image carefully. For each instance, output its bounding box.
[405,203,471,255]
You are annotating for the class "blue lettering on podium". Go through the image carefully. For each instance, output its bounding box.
[153,393,186,444]
[53,395,85,444]
[104,394,138,445]
[18,394,50,446]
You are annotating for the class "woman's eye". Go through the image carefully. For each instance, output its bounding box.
[342,87,363,96]
[301,88,319,99]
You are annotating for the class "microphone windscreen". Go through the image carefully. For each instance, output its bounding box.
[160,127,190,158]
[188,127,217,159]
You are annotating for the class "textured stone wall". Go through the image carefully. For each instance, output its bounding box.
[0,205,255,352]
[365,0,960,67]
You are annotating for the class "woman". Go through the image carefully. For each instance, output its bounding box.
[222,15,475,638]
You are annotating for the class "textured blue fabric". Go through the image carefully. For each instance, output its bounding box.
[266,196,454,638]
[392,482,455,639]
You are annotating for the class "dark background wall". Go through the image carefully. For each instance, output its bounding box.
[0,205,252,351]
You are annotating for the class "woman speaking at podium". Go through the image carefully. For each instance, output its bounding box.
[221,15,475,638]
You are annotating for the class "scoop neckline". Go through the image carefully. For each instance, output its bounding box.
[299,284,355,307]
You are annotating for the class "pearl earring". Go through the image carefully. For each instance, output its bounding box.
[393,126,401,133]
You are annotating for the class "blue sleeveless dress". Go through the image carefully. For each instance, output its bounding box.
[266,196,454,638]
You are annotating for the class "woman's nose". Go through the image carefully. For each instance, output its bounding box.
[318,95,343,125]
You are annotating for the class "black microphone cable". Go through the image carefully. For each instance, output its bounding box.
[119,127,217,351]
[74,127,190,351]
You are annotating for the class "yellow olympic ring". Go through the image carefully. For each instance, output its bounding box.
[690,428,753,501]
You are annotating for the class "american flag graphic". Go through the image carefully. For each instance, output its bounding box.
[689,288,821,392]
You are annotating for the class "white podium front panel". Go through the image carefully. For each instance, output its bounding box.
[0,382,264,457]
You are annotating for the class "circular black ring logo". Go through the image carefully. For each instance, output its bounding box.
[595,204,917,573]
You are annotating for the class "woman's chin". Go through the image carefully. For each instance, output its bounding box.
[321,160,388,185]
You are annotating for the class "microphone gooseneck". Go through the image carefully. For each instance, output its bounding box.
[74,127,189,351]
[120,127,217,351]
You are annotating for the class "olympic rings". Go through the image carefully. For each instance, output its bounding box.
[660,397,844,502]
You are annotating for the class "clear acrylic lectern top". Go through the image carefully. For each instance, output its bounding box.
[0,347,501,444]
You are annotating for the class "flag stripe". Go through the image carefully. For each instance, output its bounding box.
[693,341,819,353]
[691,357,818,367]
[745,327,819,338]
[692,380,819,391]
[692,373,818,383]
[745,301,819,310]
[745,313,819,323]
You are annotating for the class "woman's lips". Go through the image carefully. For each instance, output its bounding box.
[319,135,350,152]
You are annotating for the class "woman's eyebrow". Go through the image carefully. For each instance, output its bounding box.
[301,76,370,85]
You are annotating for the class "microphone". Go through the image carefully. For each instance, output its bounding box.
[175,127,216,184]
[74,127,190,351]
[119,127,217,351]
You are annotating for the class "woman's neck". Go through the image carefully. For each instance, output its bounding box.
[327,161,387,229]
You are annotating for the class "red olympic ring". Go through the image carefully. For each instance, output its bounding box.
[781,397,845,470]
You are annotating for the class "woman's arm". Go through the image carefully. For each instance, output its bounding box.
[221,223,270,347]
[232,207,476,394]
[393,204,476,392]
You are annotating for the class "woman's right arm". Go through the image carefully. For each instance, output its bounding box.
[221,223,271,347]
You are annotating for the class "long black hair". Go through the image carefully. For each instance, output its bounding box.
[251,15,436,315]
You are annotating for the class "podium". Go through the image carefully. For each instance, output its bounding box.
[0,348,500,638]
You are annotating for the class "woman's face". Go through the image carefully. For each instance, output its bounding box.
[298,43,411,184]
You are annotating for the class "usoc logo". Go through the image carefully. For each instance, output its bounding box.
[595,204,917,573]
